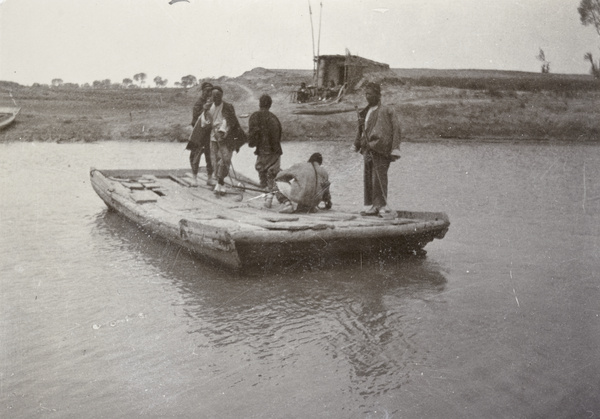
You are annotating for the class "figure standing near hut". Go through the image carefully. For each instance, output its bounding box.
[324,80,340,100]
[274,152,332,214]
[248,94,283,191]
[186,81,214,187]
[199,86,246,195]
[353,82,401,217]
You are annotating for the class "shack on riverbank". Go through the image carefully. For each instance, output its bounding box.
[315,54,390,92]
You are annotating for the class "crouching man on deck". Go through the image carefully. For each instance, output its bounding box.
[200,86,246,195]
[273,152,332,214]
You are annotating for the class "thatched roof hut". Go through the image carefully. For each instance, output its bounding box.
[315,54,390,91]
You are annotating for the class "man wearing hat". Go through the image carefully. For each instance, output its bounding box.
[186,81,214,186]
[353,82,402,217]
[199,86,247,194]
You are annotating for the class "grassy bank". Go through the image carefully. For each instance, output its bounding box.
[1,68,599,144]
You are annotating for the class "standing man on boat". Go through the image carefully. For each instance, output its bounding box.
[353,82,401,217]
[247,94,283,192]
[186,81,214,187]
[200,86,246,195]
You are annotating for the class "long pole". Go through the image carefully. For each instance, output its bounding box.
[316,2,323,87]
[308,1,316,82]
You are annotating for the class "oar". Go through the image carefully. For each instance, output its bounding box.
[231,184,268,193]
[226,158,267,194]
[247,192,271,202]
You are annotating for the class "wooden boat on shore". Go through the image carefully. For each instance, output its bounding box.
[0,106,20,129]
[90,167,450,271]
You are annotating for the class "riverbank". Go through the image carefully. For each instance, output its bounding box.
[1,68,599,143]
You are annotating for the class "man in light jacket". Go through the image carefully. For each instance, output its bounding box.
[200,86,247,195]
[353,82,401,217]
[186,81,214,186]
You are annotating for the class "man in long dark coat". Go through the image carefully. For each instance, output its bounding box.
[354,82,402,217]
[186,81,214,186]
[247,94,283,191]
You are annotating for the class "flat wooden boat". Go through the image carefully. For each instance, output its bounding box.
[0,106,20,129]
[292,106,356,116]
[90,167,450,271]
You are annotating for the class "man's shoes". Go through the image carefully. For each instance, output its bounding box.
[189,176,198,187]
[206,176,216,186]
[279,201,294,214]
[264,193,274,209]
[378,206,395,219]
[360,206,379,216]
[213,184,225,196]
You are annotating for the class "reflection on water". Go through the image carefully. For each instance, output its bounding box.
[94,208,447,403]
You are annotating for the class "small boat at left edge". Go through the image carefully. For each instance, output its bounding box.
[0,106,20,130]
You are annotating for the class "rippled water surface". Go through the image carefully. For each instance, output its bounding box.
[1,141,599,418]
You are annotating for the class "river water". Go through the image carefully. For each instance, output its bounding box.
[1,140,599,418]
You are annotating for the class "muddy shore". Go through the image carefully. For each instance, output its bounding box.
[1,68,599,144]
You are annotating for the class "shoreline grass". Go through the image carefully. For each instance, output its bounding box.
[1,68,599,144]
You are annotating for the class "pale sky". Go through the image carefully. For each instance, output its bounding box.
[1,0,598,86]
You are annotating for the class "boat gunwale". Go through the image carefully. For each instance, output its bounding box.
[0,107,20,129]
[90,167,450,269]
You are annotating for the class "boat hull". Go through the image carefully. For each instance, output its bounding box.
[0,107,20,129]
[90,168,450,271]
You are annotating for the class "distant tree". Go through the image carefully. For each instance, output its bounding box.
[579,0,600,36]
[536,48,550,73]
[133,72,147,87]
[153,76,168,87]
[122,78,133,88]
[584,52,600,78]
[174,81,182,88]
[63,82,79,89]
[102,79,111,89]
[180,75,197,89]
[51,78,63,87]
[579,0,600,77]
[92,80,102,89]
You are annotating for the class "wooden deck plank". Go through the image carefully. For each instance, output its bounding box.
[131,190,159,203]
[168,175,190,187]
[121,181,145,190]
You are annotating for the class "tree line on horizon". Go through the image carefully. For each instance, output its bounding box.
[42,73,205,90]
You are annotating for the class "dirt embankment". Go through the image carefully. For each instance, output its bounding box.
[1,68,599,143]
